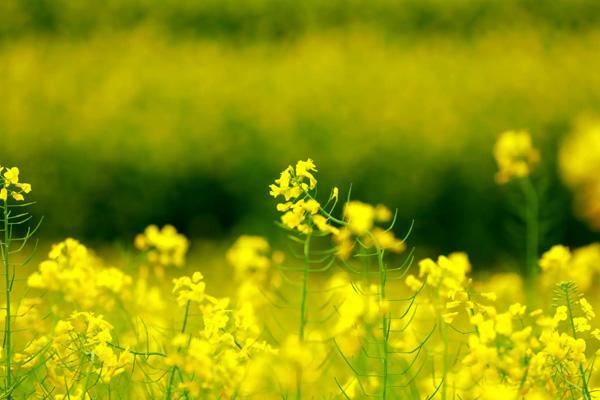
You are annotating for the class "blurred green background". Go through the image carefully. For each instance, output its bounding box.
[2,0,600,267]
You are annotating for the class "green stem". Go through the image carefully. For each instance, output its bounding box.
[80,365,91,400]
[299,233,311,341]
[2,201,13,398]
[165,300,191,400]
[376,246,389,400]
[440,317,448,400]
[564,288,592,400]
[521,178,538,305]
[106,342,167,358]
[296,233,311,400]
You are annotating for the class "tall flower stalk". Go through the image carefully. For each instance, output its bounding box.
[493,130,540,303]
[269,159,337,398]
[0,166,40,398]
[521,176,539,301]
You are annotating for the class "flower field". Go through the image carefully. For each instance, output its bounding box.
[3,0,600,398]
[2,125,600,398]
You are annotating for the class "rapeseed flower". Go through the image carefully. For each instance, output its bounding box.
[27,238,132,310]
[0,166,31,202]
[493,130,540,184]
[560,118,600,230]
[135,224,189,273]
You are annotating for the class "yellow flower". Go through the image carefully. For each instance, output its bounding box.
[134,224,189,268]
[509,303,527,316]
[270,160,331,235]
[559,117,600,230]
[405,274,423,292]
[495,312,513,336]
[331,186,339,201]
[11,191,24,201]
[580,298,595,320]
[276,202,292,212]
[312,214,339,235]
[26,238,132,310]
[374,204,392,222]
[474,316,497,343]
[172,272,215,307]
[0,166,31,201]
[493,130,540,184]
[270,160,317,202]
[418,253,470,297]
[3,167,19,185]
[16,182,31,193]
[364,228,405,253]
[295,159,317,190]
[269,166,302,200]
[574,317,591,333]
[226,236,271,280]
[539,245,571,272]
[333,228,354,259]
[481,292,497,301]
[303,199,320,214]
[554,306,568,322]
[343,201,375,235]
[442,312,459,324]
[281,209,305,230]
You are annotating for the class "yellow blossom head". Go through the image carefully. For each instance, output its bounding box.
[0,165,32,202]
[270,159,333,235]
[343,201,375,235]
[134,224,189,269]
[493,130,540,184]
[560,117,600,230]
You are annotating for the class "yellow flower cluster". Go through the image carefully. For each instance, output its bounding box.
[41,312,133,397]
[409,280,599,400]
[172,271,214,307]
[241,331,329,395]
[166,272,275,398]
[324,273,391,356]
[270,159,405,267]
[335,201,405,259]
[269,159,317,200]
[269,159,326,234]
[539,243,600,292]
[27,238,133,310]
[459,302,533,393]
[226,235,283,306]
[493,130,540,184]
[0,166,31,202]
[406,252,471,323]
[5,159,600,399]
[134,224,189,269]
[226,235,272,280]
[398,242,600,400]
[560,118,600,230]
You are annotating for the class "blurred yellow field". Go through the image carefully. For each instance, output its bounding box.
[2,28,600,257]
[2,130,600,398]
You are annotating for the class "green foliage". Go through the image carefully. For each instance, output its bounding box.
[2,0,600,39]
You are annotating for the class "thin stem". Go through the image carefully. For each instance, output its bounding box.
[164,300,191,400]
[521,177,538,305]
[564,288,592,400]
[299,233,311,340]
[439,316,448,400]
[296,232,311,400]
[376,245,389,399]
[106,342,167,358]
[2,199,13,399]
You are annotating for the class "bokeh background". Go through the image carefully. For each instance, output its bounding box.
[2,0,600,268]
